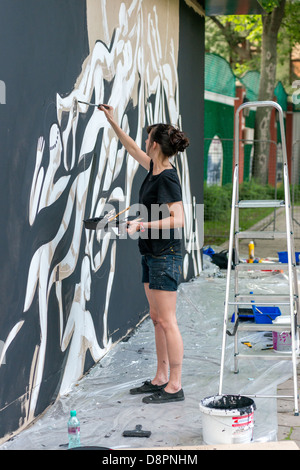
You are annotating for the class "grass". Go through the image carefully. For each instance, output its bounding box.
[284,427,294,441]
[204,181,286,246]
[204,207,275,246]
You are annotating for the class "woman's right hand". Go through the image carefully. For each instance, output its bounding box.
[98,104,114,121]
[97,103,151,171]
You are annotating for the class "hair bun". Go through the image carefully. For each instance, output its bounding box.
[146,123,189,156]
[169,128,189,153]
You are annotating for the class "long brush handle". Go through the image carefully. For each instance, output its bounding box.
[78,100,109,108]
[108,206,130,222]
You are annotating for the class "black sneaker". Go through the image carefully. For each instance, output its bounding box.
[142,388,185,404]
[130,380,168,395]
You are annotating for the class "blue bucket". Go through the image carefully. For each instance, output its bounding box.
[252,305,281,324]
[278,251,300,264]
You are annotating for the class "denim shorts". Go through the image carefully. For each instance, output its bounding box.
[141,253,183,291]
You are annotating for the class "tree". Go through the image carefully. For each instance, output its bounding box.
[206,0,300,184]
[253,0,286,183]
[207,15,262,74]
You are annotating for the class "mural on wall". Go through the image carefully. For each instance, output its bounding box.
[0,0,202,439]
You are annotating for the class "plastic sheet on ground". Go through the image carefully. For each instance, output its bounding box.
[0,258,295,450]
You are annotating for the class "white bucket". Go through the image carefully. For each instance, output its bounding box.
[199,395,256,445]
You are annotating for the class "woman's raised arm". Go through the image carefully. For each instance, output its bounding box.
[99,105,151,171]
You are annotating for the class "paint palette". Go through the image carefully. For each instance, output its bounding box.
[83,216,106,230]
[83,216,137,231]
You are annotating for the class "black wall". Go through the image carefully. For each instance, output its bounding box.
[0,0,91,439]
[179,0,204,205]
[0,0,204,442]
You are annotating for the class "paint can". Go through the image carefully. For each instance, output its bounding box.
[272,316,298,353]
[248,241,254,263]
[199,395,256,445]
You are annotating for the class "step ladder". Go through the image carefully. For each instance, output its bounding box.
[219,101,300,416]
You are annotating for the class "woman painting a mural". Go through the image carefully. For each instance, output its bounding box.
[99,104,189,404]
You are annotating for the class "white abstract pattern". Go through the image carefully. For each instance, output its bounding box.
[0,0,201,425]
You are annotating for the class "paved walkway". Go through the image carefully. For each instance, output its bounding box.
[219,206,300,450]
[220,207,300,258]
[277,376,300,447]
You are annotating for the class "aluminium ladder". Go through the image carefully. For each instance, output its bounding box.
[219,101,300,416]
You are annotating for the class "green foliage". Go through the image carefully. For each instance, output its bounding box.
[281,1,300,47]
[205,0,300,90]
[204,181,285,222]
[204,183,232,221]
[225,15,263,41]
[258,0,281,13]
[204,181,288,245]
[205,15,262,76]
[239,180,285,200]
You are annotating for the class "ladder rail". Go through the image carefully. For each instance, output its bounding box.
[218,164,239,395]
[283,163,299,416]
[234,100,289,167]
[218,100,299,415]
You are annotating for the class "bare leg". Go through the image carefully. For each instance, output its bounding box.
[144,283,169,385]
[145,284,183,393]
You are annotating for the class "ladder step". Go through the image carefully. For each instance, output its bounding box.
[236,231,287,239]
[236,352,297,360]
[237,323,293,332]
[237,200,285,208]
[246,394,296,399]
[235,263,289,271]
[235,294,292,303]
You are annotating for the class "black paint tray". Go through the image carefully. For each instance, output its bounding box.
[83,215,137,231]
[231,308,254,323]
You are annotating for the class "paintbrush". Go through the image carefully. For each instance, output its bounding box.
[78,100,110,108]
[108,206,131,222]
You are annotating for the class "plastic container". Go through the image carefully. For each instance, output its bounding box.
[68,410,81,449]
[248,241,254,263]
[199,395,256,445]
[252,305,281,324]
[203,246,215,257]
[278,251,300,264]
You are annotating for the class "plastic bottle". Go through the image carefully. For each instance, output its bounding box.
[248,241,254,263]
[68,410,81,449]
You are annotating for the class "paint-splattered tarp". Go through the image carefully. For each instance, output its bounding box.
[0,260,294,449]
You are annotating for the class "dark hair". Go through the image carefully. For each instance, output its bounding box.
[147,124,189,157]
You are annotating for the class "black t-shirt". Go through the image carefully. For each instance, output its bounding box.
[138,160,183,256]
